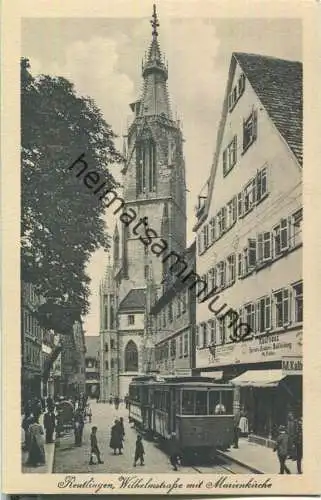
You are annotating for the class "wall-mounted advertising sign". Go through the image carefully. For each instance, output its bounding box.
[282,356,302,375]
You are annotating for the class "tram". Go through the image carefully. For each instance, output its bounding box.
[128,375,234,458]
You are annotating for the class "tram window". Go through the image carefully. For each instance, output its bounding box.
[209,391,221,414]
[221,390,233,414]
[195,391,207,415]
[182,390,195,415]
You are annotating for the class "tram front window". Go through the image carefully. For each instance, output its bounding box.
[221,390,233,414]
[195,391,207,415]
[182,390,194,414]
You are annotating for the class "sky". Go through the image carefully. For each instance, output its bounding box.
[21,13,302,336]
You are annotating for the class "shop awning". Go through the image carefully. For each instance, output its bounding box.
[200,371,223,381]
[231,369,286,388]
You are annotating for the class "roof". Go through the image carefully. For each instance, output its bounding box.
[234,52,302,165]
[85,336,100,359]
[118,288,146,312]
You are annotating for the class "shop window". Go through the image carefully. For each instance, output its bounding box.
[293,281,303,323]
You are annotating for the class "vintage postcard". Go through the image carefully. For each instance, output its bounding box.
[2,0,320,495]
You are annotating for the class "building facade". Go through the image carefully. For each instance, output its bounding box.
[21,282,46,406]
[151,242,196,376]
[85,336,100,399]
[194,53,303,444]
[99,6,188,398]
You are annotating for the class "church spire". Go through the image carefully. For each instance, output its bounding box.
[140,4,171,118]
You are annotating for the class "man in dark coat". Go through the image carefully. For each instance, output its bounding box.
[233,410,241,448]
[294,418,303,474]
[109,420,123,455]
[114,396,120,410]
[89,426,104,464]
[168,433,180,471]
[43,408,56,443]
[274,425,291,474]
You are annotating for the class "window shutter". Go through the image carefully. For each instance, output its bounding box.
[248,238,256,267]
[257,233,263,263]
[263,231,272,260]
[252,109,258,141]
[237,253,243,278]
[255,301,260,335]
[238,192,243,218]
[223,149,227,175]
[280,218,289,251]
[232,195,237,222]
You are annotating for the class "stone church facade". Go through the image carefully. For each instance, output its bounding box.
[99,6,187,399]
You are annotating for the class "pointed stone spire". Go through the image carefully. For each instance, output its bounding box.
[140,4,171,118]
[102,253,114,291]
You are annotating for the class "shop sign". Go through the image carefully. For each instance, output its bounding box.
[196,330,303,369]
[282,356,302,375]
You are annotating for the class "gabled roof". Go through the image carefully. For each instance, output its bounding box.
[118,288,146,312]
[194,52,302,231]
[85,336,100,359]
[234,52,302,165]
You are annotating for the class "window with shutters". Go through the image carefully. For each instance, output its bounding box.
[245,303,256,332]
[256,296,271,334]
[243,239,256,274]
[227,196,237,228]
[243,109,257,152]
[203,224,209,249]
[208,267,216,293]
[256,166,268,202]
[227,254,236,284]
[223,136,237,176]
[293,281,303,323]
[291,208,303,247]
[217,261,226,288]
[263,232,272,260]
[244,179,256,213]
[273,219,289,257]
[218,317,226,345]
[209,217,216,244]
[209,319,216,345]
[170,339,176,358]
[274,289,290,328]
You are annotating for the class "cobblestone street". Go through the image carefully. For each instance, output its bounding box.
[53,401,196,473]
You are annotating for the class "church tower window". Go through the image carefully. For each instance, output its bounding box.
[136,140,157,195]
[124,340,138,372]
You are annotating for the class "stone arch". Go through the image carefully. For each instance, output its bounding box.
[124,340,138,372]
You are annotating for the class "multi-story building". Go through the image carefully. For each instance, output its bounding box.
[21,282,45,405]
[85,336,100,399]
[61,319,86,398]
[99,6,187,398]
[151,242,196,376]
[193,53,302,445]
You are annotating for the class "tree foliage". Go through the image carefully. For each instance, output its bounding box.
[21,58,122,330]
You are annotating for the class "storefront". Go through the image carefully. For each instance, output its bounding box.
[196,330,303,445]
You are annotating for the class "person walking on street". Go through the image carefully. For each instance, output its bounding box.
[119,417,125,440]
[89,426,104,464]
[26,415,46,467]
[125,394,129,409]
[110,419,123,455]
[74,409,84,447]
[287,411,296,459]
[22,407,33,451]
[133,435,145,466]
[294,417,303,474]
[168,432,180,471]
[274,425,291,474]
[233,410,241,448]
[43,407,56,443]
[114,396,120,410]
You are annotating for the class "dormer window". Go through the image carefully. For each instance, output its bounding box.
[228,74,246,112]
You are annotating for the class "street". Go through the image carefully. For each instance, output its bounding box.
[53,401,246,474]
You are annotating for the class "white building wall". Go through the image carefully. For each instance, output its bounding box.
[195,61,302,370]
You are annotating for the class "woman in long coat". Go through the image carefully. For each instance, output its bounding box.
[27,416,46,467]
[110,420,123,455]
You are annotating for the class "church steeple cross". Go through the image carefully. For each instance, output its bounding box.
[150,4,159,38]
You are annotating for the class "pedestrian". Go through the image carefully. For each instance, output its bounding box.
[119,417,125,440]
[74,409,84,447]
[287,411,296,459]
[125,394,129,409]
[22,408,33,451]
[89,426,104,465]
[26,415,46,467]
[110,419,123,455]
[43,407,56,443]
[168,432,180,471]
[273,425,291,474]
[109,396,113,405]
[294,417,303,474]
[233,409,241,448]
[87,405,92,423]
[96,394,99,404]
[114,395,120,410]
[133,435,145,466]
[215,402,226,414]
